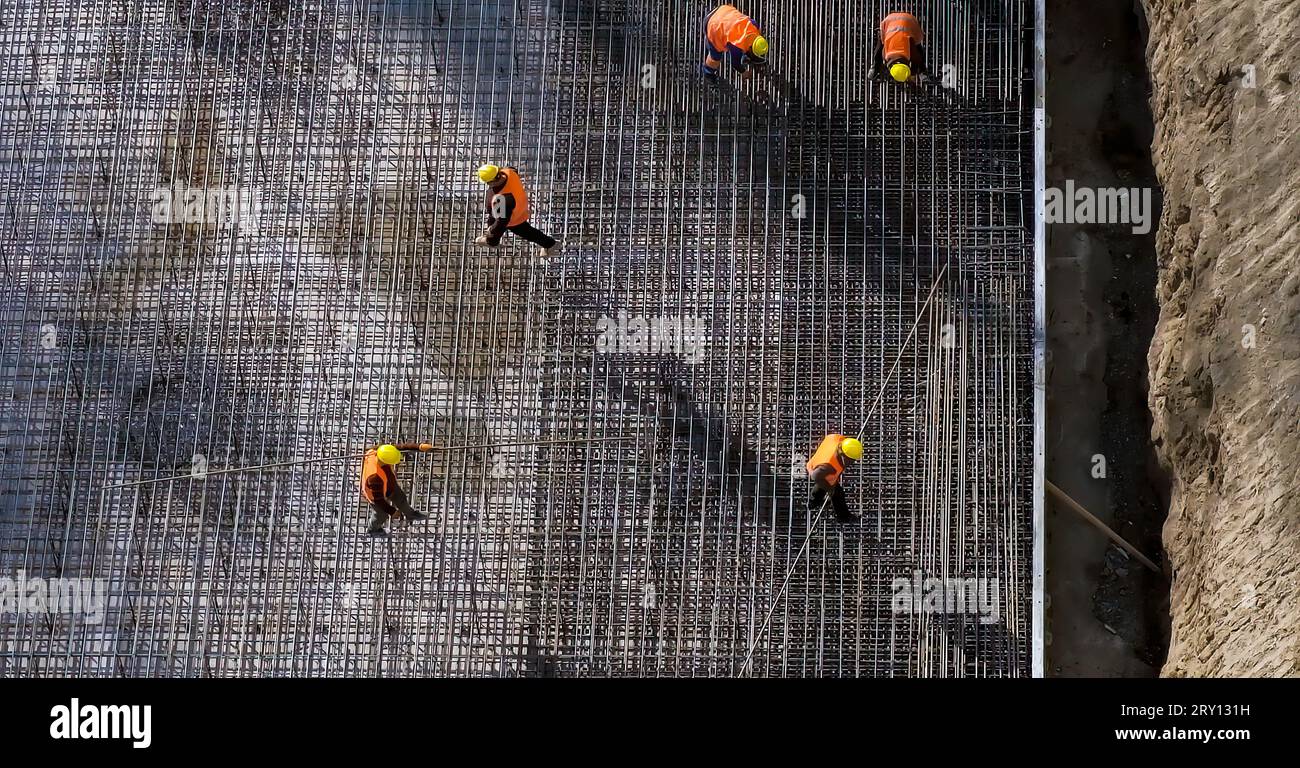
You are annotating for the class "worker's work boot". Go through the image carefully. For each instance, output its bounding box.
[474,235,490,246]
[540,243,561,258]
[367,510,390,537]
[404,508,428,522]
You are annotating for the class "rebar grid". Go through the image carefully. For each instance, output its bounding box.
[0,0,1036,677]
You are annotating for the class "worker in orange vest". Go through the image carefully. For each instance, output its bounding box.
[362,442,433,536]
[868,11,929,84]
[474,164,560,257]
[701,4,769,79]
[806,434,864,523]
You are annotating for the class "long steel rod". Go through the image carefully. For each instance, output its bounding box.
[1046,481,1161,574]
[99,436,638,491]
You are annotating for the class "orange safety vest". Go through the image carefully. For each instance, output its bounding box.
[881,12,923,66]
[806,434,849,486]
[497,168,531,227]
[361,449,391,503]
[707,5,761,55]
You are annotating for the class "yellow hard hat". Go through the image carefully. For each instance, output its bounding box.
[840,438,864,461]
[889,62,911,83]
[376,444,403,465]
[477,164,500,183]
[751,36,769,58]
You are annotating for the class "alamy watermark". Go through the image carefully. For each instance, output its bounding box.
[890,570,1001,625]
[150,182,262,233]
[1044,180,1153,234]
[50,698,152,749]
[595,311,707,363]
[0,570,106,624]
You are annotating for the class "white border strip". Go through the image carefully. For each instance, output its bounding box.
[1031,0,1048,678]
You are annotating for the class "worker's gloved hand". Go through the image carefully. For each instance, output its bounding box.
[866,66,878,80]
[418,443,434,452]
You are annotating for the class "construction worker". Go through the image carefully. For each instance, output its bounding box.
[473,164,559,257]
[701,4,769,79]
[806,434,864,523]
[362,442,433,536]
[868,11,929,84]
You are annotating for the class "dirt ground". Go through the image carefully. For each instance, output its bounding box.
[1045,0,1170,677]
[1142,0,1299,676]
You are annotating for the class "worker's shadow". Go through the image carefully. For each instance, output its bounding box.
[908,77,985,112]
[752,65,973,117]
[714,66,817,122]
[645,369,889,534]
[750,67,795,110]
[602,362,802,530]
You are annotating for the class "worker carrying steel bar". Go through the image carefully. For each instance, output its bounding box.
[806,434,864,523]
[474,164,560,257]
[868,11,929,84]
[362,442,433,536]
[701,4,769,79]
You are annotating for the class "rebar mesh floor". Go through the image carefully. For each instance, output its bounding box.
[0,0,1037,677]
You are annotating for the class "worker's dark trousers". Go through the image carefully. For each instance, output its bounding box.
[370,485,420,528]
[809,484,853,523]
[387,485,420,518]
[488,222,556,249]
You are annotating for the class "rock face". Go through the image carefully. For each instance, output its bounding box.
[1142,0,1299,676]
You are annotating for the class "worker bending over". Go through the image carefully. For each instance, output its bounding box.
[806,434,864,523]
[702,4,769,79]
[362,442,433,536]
[474,164,559,257]
[868,11,929,84]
